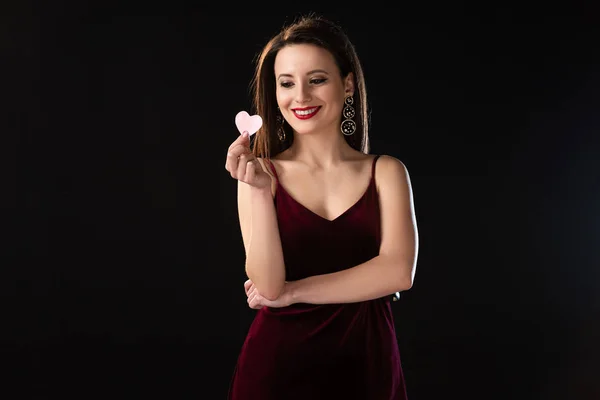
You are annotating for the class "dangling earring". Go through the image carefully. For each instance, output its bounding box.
[276,112,286,141]
[341,94,356,136]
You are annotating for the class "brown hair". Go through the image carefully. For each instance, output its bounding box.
[250,15,370,159]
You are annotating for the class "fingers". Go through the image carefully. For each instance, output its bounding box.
[249,287,257,300]
[225,132,249,165]
[230,131,250,149]
[236,152,259,183]
[244,279,253,295]
[228,133,250,158]
[226,133,255,180]
[225,145,246,174]
[246,284,263,309]
[247,287,258,307]
[237,152,251,178]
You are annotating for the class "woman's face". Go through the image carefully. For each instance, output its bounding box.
[274,43,354,136]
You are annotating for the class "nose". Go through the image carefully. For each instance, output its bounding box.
[294,83,312,104]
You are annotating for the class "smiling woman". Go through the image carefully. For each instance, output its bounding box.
[224,14,419,400]
[274,44,352,138]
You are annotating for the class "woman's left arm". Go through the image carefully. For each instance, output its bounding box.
[246,156,419,308]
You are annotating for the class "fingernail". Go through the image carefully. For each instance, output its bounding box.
[242,131,249,138]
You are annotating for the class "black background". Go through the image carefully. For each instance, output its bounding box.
[6,4,600,400]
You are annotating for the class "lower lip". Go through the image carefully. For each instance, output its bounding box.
[292,107,321,120]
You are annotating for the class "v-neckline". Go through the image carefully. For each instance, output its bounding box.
[274,176,374,223]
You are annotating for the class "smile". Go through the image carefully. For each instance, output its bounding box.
[292,106,321,120]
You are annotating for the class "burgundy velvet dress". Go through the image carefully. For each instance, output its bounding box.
[228,155,407,400]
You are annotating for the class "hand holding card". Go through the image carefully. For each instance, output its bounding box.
[235,111,262,136]
[225,111,271,190]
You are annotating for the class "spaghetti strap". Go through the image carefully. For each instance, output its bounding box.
[371,155,381,181]
[264,158,279,181]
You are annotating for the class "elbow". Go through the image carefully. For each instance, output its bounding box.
[387,255,414,292]
[398,277,413,291]
[255,281,284,301]
[393,270,412,292]
[245,267,285,301]
[395,263,415,292]
[398,265,415,291]
[262,286,283,301]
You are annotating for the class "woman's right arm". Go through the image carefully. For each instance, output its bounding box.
[225,132,285,301]
[237,168,286,301]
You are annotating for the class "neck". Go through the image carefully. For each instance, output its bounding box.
[287,127,354,168]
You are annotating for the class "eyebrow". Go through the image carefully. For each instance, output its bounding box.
[277,69,330,79]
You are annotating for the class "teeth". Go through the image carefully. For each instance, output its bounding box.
[294,107,318,115]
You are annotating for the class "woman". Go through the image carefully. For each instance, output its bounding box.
[225,15,418,400]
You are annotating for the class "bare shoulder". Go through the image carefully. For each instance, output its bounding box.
[373,154,413,205]
[375,155,411,186]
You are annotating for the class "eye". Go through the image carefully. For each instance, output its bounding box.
[280,81,294,88]
[310,78,327,84]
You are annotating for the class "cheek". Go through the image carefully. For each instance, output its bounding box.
[332,88,347,103]
[276,91,293,108]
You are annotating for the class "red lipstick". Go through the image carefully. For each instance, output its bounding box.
[292,106,321,120]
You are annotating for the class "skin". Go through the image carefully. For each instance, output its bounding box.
[225,44,419,308]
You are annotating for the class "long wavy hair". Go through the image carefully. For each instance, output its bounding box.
[250,15,370,159]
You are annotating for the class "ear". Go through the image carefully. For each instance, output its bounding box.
[344,72,355,96]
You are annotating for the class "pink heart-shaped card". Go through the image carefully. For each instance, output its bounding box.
[235,111,262,136]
